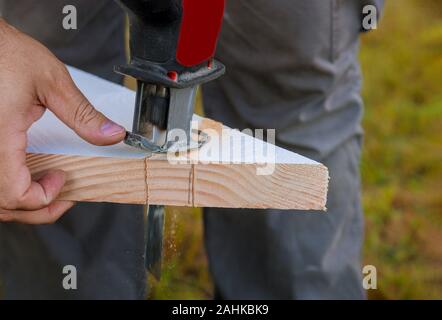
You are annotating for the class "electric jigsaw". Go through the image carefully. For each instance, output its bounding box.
[115,0,226,279]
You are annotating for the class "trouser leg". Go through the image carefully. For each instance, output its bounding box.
[0,1,147,300]
[0,203,146,299]
[204,137,365,299]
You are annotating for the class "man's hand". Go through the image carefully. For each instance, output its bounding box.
[0,19,126,224]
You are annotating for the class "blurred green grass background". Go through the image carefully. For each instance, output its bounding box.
[147,0,442,299]
[360,0,442,299]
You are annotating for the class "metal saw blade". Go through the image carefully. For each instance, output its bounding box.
[144,204,165,280]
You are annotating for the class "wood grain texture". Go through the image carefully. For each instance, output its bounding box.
[146,160,193,207]
[26,154,329,210]
[193,163,328,210]
[24,66,329,210]
[27,154,147,204]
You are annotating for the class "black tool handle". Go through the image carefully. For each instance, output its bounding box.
[116,0,181,22]
[115,0,225,88]
[116,0,182,66]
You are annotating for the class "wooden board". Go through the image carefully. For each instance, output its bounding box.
[25,67,329,210]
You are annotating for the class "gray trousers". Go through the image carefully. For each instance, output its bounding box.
[0,0,382,299]
[204,138,364,299]
[201,0,384,299]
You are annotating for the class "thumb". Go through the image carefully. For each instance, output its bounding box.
[43,68,126,146]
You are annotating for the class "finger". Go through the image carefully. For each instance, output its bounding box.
[41,66,126,146]
[0,200,75,225]
[13,170,66,211]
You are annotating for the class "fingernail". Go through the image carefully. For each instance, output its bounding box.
[100,120,125,136]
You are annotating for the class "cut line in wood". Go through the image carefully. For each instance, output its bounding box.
[25,67,329,210]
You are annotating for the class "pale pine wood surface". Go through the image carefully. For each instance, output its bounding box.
[25,67,329,210]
